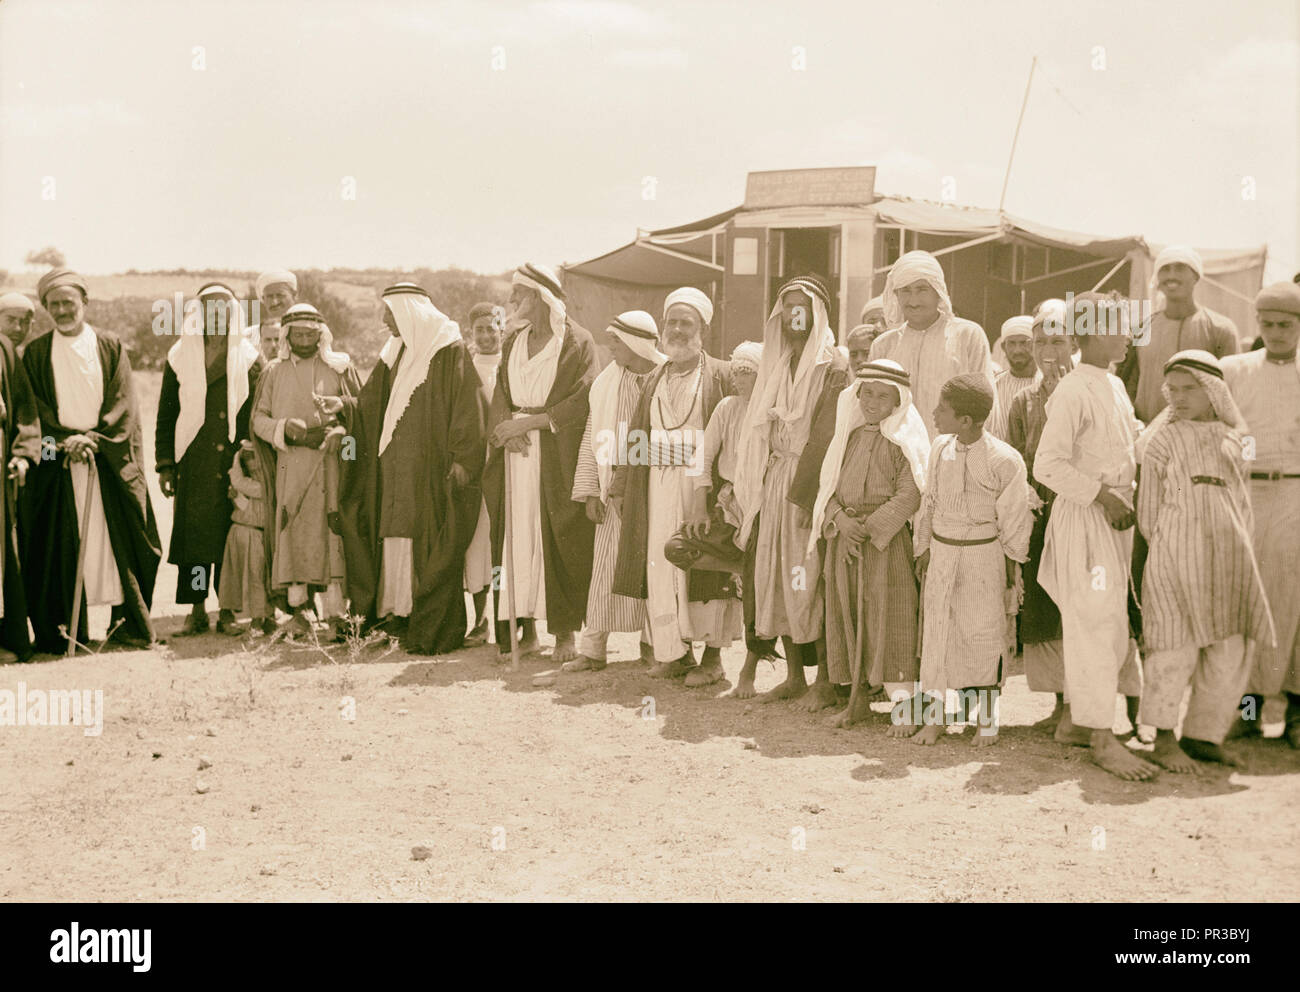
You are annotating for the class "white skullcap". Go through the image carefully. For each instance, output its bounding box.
[663,287,714,326]
[999,315,1033,340]
[860,296,885,322]
[1152,245,1203,281]
[256,269,298,297]
[0,292,35,314]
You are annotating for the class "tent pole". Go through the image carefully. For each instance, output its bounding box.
[999,56,1036,213]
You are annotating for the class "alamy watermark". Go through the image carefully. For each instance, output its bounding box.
[0,682,104,736]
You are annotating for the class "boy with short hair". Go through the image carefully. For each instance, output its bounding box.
[1035,294,1157,780]
[912,373,1032,746]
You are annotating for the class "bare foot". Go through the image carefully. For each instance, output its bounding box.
[1053,709,1091,747]
[551,634,579,664]
[733,670,757,699]
[758,667,807,703]
[1089,733,1160,781]
[911,723,943,746]
[970,726,999,748]
[799,679,838,713]
[827,693,876,728]
[1180,737,1242,768]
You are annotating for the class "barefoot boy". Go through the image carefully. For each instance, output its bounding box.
[912,374,1032,746]
[1135,350,1273,770]
[1034,294,1158,780]
[806,360,928,728]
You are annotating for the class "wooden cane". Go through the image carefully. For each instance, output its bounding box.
[844,538,867,725]
[66,452,97,658]
[502,442,521,672]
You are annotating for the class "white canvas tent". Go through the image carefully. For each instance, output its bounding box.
[563,169,1267,358]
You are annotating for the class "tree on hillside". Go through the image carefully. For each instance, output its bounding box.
[25,246,66,268]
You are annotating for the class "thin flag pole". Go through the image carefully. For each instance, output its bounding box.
[999,56,1037,214]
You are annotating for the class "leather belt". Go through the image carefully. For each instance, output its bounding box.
[514,405,547,415]
[1191,475,1227,487]
[1250,471,1300,480]
[933,532,997,547]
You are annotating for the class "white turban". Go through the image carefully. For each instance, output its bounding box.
[606,309,666,366]
[992,315,1034,368]
[256,268,298,298]
[882,250,952,327]
[1152,245,1203,282]
[860,295,885,322]
[0,292,34,314]
[663,287,714,327]
[730,339,762,373]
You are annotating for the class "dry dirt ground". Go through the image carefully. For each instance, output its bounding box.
[0,374,1296,902]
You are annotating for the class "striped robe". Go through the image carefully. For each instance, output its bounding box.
[987,367,1037,441]
[822,425,921,686]
[916,433,1032,693]
[571,365,650,635]
[1137,419,1269,652]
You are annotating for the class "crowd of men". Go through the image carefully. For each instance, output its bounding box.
[0,246,1296,780]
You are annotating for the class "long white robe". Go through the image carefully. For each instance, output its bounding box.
[1034,363,1143,730]
[645,364,740,661]
[497,331,561,620]
[51,325,123,607]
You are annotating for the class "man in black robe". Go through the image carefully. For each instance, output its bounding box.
[22,268,160,652]
[156,283,262,636]
[338,283,485,654]
[483,264,596,663]
[0,329,41,662]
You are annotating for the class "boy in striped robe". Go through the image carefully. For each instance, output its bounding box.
[1136,350,1273,770]
[912,374,1032,745]
[564,311,662,672]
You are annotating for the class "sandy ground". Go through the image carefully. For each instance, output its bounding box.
[0,373,1296,902]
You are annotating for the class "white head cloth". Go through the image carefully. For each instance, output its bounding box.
[607,309,666,365]
[378,284,464,456]
[167,283,260,463]
[512,263,568,341]
[806,359,930,556]
[861,295,885,323]
[992,314,1034,367]
[734,276,837,545]
[663,287,714,327]
[256,269,298,298]
[277,303,352,373]
[883,250,953,327]
[1136,349,1245,463]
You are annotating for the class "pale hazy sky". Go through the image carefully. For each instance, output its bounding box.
[1,0,1296,280]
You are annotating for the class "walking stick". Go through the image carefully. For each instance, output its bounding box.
[66,452,97,658]
[844,540,867,725]
[502,443,521,672]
